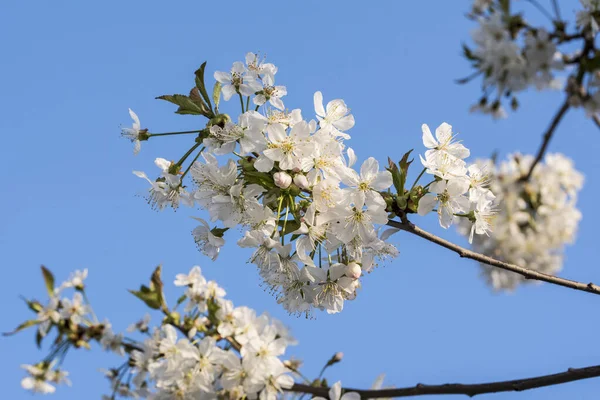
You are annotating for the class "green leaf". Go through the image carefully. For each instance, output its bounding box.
[156,93,210,117]
[150,265,166,311]
[194,62,213,111]
[398,149,414,192]
[212,82,222,112]
[129,286,162,310]
[189,88,212,116]
[386,157,402,195]
[3,319,40,336]
[40,266,55,296]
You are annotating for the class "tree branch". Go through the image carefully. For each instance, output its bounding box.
[592,114,600,131]
[387,219,600,296]
[521,99,570,181]
[289,364,600,398]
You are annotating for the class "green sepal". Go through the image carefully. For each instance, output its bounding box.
[278,219,301,235]
[36,329,44,348]
[244,170,276,189]
[176,294,187,307]
[210,227,228,237]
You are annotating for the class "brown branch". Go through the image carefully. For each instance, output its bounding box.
[387,219,600,297]
[592,114,600,130]
[289,364,600,398]
[521,99,570,181]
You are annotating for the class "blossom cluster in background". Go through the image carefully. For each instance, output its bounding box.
[465,0,600,119]
[459,153,583,290]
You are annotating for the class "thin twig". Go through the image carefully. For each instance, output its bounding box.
[551,0,561,21]
[289,364,600,398]
[524,0,555,22]
[387,219,600,296]
[592,114,600,130]
[521,99,570,181]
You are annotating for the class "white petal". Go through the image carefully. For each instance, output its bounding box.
[421,124,437,149]
[128,108,140,129]
[438,205,454,228]
[347,148,357,167]
[417,194,438,216]
[222,85,236,101]
[371,171,393,190]
[214,71,231,84]
[314,91,326,117]
[435,122,453,144]
[154,158,171,171]
[333,115,355,131]
[360,157,379,180]
[329,381,342,400]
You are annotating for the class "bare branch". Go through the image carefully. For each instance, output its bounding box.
[521,99,570,181]
[387,219,600,296]
[592,114,600,130]
[289,364,600,398]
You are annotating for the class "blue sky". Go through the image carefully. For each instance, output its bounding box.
[2,1,600,399]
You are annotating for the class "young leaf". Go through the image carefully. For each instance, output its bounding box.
[398,149,414,193]
[40,266,55,296]
[156,93,211,117]
[3,319,40,336]
[129,286,162,310]
[386,157,402,195]
[195,62,213,111]
[150,265,166,311]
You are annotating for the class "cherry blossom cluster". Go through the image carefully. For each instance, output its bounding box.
[14,268,94,394]
[458,153,583,290]
[124,53,492,316]
[12,266,307,400]
[417,123,497,243]
[465,2,566,118]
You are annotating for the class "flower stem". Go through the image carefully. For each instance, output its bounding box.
[411,167,427,190]
[148,130,202,137]
[273,196,284,238]
[181,146,205,179]
[238,93,245,113]
[176,142,202,167]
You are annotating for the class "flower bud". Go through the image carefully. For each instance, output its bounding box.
[333,352,344,362]
[293,174,310,190]
[274,172,292,189]
[345,262,362,279]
